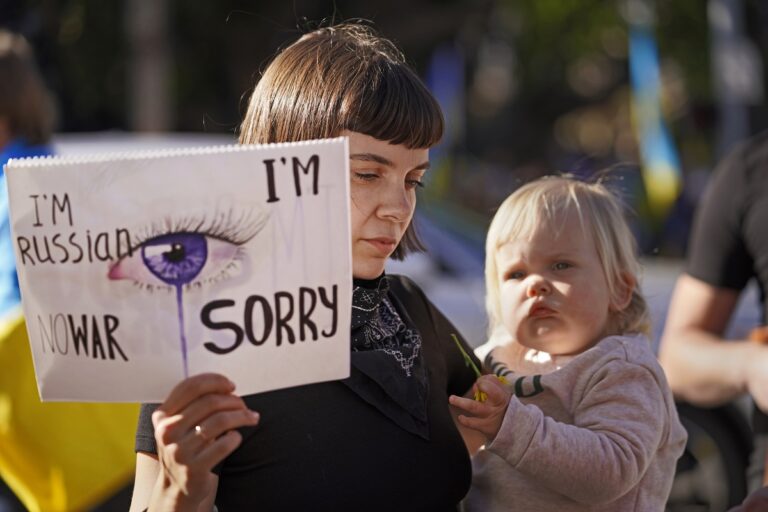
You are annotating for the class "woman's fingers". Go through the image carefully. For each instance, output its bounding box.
[158,373,236,416]
[170,409,260,465]
[166,393,251,440]
[194,430,246,469]
[148,374,259,501]
[187,408,260,446]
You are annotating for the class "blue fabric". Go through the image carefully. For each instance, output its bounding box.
[0,139,54,315]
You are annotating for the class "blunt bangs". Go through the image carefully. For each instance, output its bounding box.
[345,62,444,150]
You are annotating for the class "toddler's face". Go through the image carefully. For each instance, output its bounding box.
[496,212,614,355]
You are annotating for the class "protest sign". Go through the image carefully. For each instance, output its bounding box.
[4,138,352,401]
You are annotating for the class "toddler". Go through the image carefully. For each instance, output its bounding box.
[450,176,687,511]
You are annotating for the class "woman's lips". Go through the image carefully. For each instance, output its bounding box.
[363,237,397,255]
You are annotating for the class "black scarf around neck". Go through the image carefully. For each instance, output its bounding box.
[342,274,430,439]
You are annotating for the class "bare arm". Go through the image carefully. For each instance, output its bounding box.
[129,452,161,512]
[129,453,217,512]
[128,374,259,512]
[659,274,768,410]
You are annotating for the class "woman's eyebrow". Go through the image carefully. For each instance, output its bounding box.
[350,152,393,166]
[349,152,430,171]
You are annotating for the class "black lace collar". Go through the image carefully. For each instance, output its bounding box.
[342,273,430,439]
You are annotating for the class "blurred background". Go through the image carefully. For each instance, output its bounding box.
[1,0,767,510]
[5,0,768,255]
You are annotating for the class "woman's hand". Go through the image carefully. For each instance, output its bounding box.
[150,373,260,509]
[449,374,511,442]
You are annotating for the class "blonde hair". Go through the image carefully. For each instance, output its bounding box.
[239,23,443,259]
[485,175,650,339]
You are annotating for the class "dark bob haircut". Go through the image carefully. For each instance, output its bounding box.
[239,23,444,259]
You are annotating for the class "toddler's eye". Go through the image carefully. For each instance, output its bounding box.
[553,262,571,271]
[505,270,525,280]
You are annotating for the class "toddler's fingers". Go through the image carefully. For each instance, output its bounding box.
[478,376,509,405]
[478,374,506,390]
[449,394,486,415]
[456,414,492,436]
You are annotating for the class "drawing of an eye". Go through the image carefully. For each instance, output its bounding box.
[143,233,208,286]
[109,232,237,288]
[106,208,269,379]
[108,209,269,291]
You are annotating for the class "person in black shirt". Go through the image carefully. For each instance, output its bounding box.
[129,23,480,512]
[660,131,768,500]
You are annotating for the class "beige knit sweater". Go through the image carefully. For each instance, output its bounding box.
[463,335,687,512]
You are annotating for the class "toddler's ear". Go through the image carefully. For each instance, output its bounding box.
[610,271,636,312]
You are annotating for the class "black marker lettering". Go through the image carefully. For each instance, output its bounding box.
[319,285,338,337]
[263,159,280,203]
[86,230,94,263]
[68,314,89,356]
[94,232,111,261]
[292,154,319,197]
[32,236,54,264]
[30,195,42,227]
[201,300,244,354]
[17,237,34,265]
[115,228,132,259]
[52,193,73,227]
[69,232,84,263]
[105,315,127,361]
[274,291,295,345]
[91,316,106,359]
[51,233,69,263]
[244,295,273,346]
[299,287,318,341]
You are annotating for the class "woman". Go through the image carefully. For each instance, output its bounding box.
[130,23,479,511]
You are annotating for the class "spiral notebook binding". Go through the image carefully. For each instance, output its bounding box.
[5,137,346,168]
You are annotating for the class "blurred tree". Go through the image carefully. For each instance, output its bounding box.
[2,0,767,255]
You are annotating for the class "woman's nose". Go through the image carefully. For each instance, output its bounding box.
[377,185,412,222]
[526,276,551,298]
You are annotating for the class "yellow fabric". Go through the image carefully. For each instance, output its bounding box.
[0,311,139,512]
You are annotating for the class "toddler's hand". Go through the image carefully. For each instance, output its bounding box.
[449,374,511,442]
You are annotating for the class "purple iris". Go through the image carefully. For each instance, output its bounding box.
[141,233,208,287]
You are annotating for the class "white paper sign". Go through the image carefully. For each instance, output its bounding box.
[5,138,352,402]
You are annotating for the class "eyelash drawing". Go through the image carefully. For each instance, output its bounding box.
[130,207,269,251]
[108,207,270,378]
[124,246,247,294]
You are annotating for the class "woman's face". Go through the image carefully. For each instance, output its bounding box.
[345,130,429,279]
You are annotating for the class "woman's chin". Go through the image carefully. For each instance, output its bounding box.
[352,261,386,280]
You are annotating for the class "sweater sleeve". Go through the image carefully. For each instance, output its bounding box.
[486,359,667,504]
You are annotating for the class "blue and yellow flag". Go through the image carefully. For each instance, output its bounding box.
[0,311,138,512]
[629,24,682,221]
